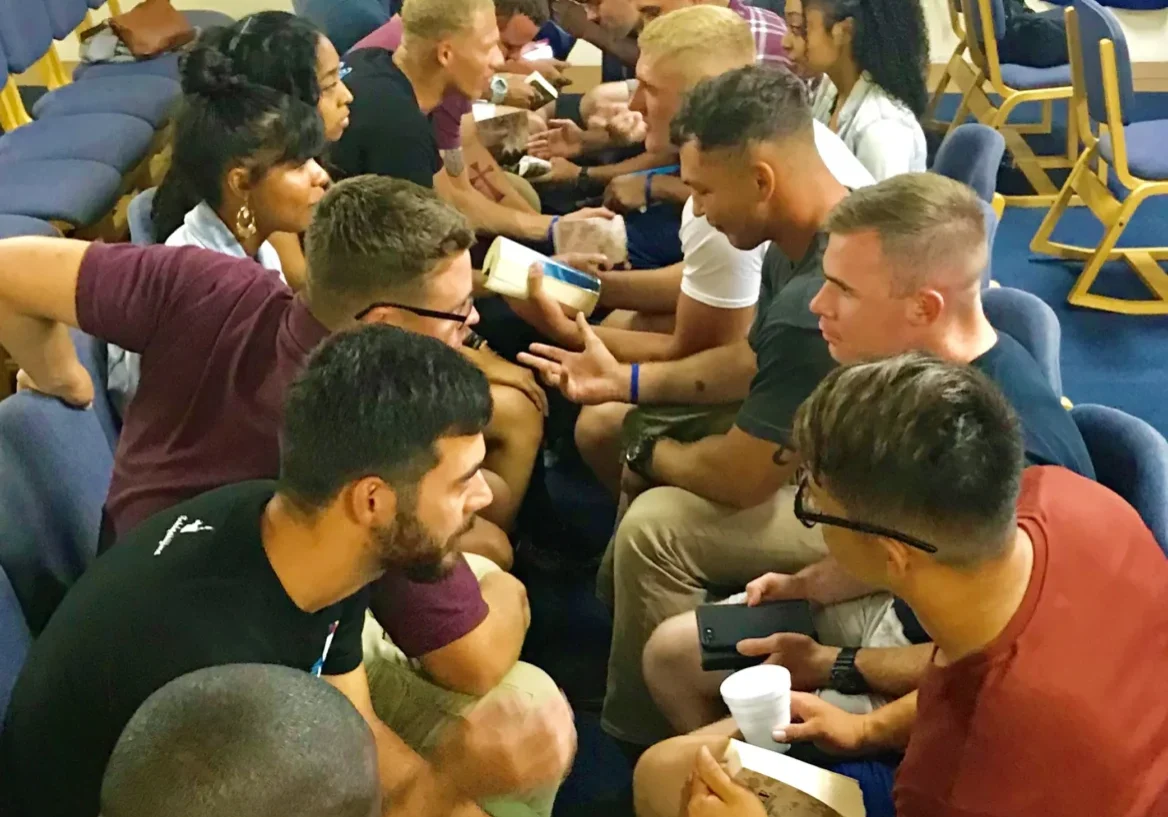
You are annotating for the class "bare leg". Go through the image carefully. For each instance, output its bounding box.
[633,734,733,817]
[481,383,544,532]
[644,611,731,734]
[574,402,634,497]
[459,515,514,571]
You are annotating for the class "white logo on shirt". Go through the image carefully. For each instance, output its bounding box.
[154,515,214,556]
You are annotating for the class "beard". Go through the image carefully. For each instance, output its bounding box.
[371,510,475,583]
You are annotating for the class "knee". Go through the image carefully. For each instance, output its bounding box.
[574,402,629,457]
[643,612,699,705]
[632,737,700,817]
[462,517,515,571]
[497,660,561,705]
[489,384,544,448]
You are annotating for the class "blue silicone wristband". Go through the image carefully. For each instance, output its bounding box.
[630,362,640,404]
[644,173,654,208]
[547,215,560,246]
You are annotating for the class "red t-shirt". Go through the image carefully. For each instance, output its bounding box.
[76,243,488,656]
[895,466,1168,817]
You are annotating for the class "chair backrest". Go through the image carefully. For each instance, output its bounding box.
[0,0,55,73]
[1071,404,1168,557]
[40,0,90,40]
[1072,0,1134,126]
[0,331,117,634]
[982,286,1063,395]
[293,0,390,53]
[932,124,1007,204]
[977,197,999,288]
[0,563,30,732]
[128,187,160,246]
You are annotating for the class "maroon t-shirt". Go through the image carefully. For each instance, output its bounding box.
[76,243,488,656]
[895,466,1168,817]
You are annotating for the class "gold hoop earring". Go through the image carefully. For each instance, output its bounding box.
[235,201,258,240]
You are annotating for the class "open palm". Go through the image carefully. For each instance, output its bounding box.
[518,314,627,405]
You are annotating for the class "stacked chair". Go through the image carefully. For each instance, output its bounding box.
[939,0,1080,204]
[930,123,1006,286]
[1029,0,1168,315]
[0,0,233,239]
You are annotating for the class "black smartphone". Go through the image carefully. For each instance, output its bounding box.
[696,600,817,672]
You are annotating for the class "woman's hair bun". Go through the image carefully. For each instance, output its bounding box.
[180,35,247,97]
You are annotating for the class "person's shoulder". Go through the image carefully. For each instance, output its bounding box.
[812,120,876,189]
[976,332,1047,385]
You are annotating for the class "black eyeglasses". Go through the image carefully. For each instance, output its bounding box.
[354,302,472,324]
[793,470,939,554]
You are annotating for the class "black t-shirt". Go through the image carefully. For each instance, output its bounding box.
[972,332,1096,479]
[0,481,368,817]
[329,47,441,187]
[735,235,837,446]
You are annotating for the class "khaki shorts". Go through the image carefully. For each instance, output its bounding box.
[621,402,742,449]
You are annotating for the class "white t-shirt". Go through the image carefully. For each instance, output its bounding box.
[811,72,928,182]
[680,121,875,309]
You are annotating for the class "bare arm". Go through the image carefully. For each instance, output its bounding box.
[0,238,92,404]
[267,232,307,292]
[861,692,918,750]
[648,426,794,509]
[325,666,487,817]
[435,166,553,243]
[586,150,676,186]
[597,263,683,313]
[639,339,757,405]
[418,571,530,697]
[595,295,754,363]
[646,174,692,207]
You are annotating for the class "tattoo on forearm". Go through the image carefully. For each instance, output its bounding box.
[695,379,706,393]
[441,148,466,178]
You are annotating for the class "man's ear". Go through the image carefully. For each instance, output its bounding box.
[752,158,777,205]
[911,289,945,326]
[882,538,913,581]
[435,40,454,70]
[345,476,399,527]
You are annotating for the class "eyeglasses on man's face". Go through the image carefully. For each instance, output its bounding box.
[793,468,939,554]
[354,301,473,324]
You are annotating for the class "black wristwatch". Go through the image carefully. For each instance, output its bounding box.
[624,434,660,481]
[829,647,870,695]
[576,165,592,190]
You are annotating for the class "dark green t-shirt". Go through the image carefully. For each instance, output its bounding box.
[735,235,837,446]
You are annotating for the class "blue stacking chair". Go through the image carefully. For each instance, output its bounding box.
[982,286,1064,396]
[293,0,390,54]
[0,564,31,731]
[0,331,117,635]
[0,215,61,239]
[953,0,1078,203]
[1071,405,1168,556]
[0,0,181,128]
[932,122,1008,218]
[1030,0,1168,315]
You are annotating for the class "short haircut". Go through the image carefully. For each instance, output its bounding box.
[638,5,755,87]
[101,664,379,817]
[401,0,496,42]
[304,176,474,322]
[279,324,492,511]
[496,0,551,26]
[670,64,813,151]
[791,352,1024,567]
[825,173,988,295]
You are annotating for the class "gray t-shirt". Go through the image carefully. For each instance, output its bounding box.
[735,234,838,446]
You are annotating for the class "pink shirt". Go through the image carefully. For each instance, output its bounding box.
[350,16,471,151]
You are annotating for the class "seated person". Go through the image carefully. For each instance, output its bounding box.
[639,172,1098,741]
[513,7,870,495]
[0,327,576,817]
[785,0,929,180]
[349,0,555,218]
[634,353,1168,817]
[101,664,382,817]
[522,76,1094,748]
[0,179,551,800]
[107,44,331,416]
[194,12,354,285]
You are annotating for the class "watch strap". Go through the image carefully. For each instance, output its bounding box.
[830,647,870,695]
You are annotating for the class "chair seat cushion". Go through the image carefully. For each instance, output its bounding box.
[0,160,123,227]
[1000,62,1072,90]
[0,215,60,239]
[31,76,180,129]
[72,52,180,83]
[1099,120,1168,181]
[0,114,155,173]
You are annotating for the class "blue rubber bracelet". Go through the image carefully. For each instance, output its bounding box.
[643,173,654,209]
[630,362,640,404]
[547,215,560,246]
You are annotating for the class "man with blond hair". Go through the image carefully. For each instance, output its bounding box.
[516,7,870,494]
